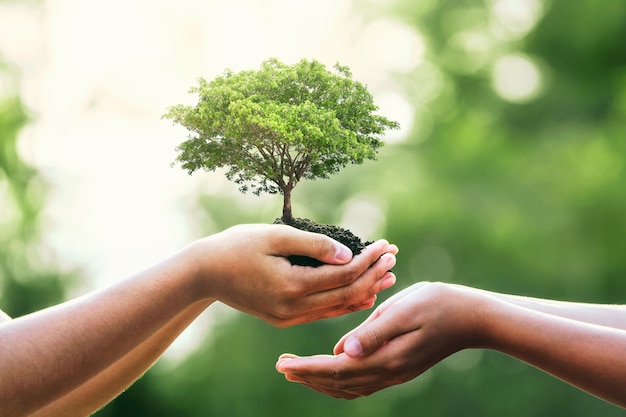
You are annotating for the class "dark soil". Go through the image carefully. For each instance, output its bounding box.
[274,217,372,267]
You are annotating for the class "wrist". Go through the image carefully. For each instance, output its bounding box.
[180,235,226,304]
[471,293,516,351]
[447,285,502,350]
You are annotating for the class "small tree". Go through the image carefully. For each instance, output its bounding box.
[164,58,399,223]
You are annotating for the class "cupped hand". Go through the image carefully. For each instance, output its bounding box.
[189,224,398,327]
[276,282,491,397]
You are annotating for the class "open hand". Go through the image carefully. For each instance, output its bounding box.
[275,282,488,397]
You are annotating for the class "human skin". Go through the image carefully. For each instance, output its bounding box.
[276,281,626,408]
[0,224,398,417]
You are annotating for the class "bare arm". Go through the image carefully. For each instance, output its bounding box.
[277,282,626,408]
[0,224,397,417]
[483,294,626,406]
[0,251,202,417]
[28,300,211,417]
[470,288,626,330]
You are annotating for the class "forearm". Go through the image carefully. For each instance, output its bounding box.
[28,300,212,417]
[0,249,201,417]
[484,300,626,408]
[474,288,626,330]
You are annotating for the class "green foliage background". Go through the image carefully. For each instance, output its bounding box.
[2,0,626,415]
[0,36,73,318]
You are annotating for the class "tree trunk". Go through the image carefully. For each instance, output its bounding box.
[282,187,293,223]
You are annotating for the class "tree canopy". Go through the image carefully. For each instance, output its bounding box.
[163,58,399,222]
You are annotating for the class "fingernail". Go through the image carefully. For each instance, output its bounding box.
[383,253,396,269]
[344,337,363,357]
[381,274,396,290]
[334,244,353,262]
[276,359,291,371]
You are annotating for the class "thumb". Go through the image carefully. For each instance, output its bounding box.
[277,226,353,264]
[341,312,404,358]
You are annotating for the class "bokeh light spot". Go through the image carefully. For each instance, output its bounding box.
[340,196,386,241]
[490,0,544,40]
[375,90,415,143]
[357,18,425,75]
[491,54,542,103]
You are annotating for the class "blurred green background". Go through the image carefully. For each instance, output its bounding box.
[2,0,626,415]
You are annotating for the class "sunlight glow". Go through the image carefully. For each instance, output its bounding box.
[375,90,415,143]
[356,18,425,77]
[340,196,386,242]
[490,0,545,40]
[491,53,542,103]
[447,30,496,73]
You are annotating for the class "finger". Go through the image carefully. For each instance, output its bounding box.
[277,353,299,361]
[304,239,392,292]
[311,294,378,320]
[334,284,426,356]
[272,225,353,265]
[276,353,300,373]
[277,353,356,380]
[341,305,411,358]
[280,294,379,327]
[333,315,379,355]
[288,262,394,325]
[341,280,422,322]
[333,330,354,355]
[333,282,405,354]
[301,242,395,303]
[279,367,360,399]
[277,354,387,396]
[276,353,332,375]
[267,242,395,326]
